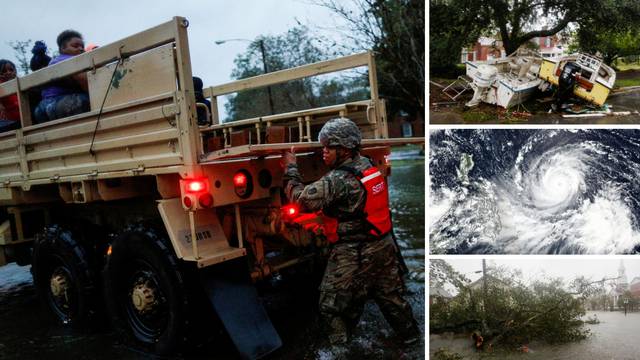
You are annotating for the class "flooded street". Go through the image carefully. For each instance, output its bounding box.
[430,311,640,360]
[0,155,425,359]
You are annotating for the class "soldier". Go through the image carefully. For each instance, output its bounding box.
[282,117,419,345]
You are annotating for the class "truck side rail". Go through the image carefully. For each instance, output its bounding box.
[199,52,389,158]
[0,17,200,203]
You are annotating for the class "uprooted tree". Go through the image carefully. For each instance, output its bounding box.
[430,261,614,347]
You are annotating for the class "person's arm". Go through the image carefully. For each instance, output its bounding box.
[282,149,335,212]
[72,72,88,92]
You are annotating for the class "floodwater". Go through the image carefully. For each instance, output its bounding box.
[430,311,640,360]
[0,155,425,359]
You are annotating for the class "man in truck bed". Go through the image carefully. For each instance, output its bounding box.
[282,118,419,345]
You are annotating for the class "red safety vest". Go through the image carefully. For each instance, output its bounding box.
[323,165,392,242]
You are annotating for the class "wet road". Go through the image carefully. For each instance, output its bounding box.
[430,311,640,360]
[0,156,425,360]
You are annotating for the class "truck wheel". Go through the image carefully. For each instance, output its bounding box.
[32,225,96,326]
[103,226,187,354]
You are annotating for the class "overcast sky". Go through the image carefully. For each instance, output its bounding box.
[439,258,640,286]
[0,0,344,86]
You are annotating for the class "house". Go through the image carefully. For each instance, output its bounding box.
[609,260,631,309]
[468,274,509,291]
[387,110,424,138]
[429,286,453,305]
[533,34,567,59]
[461,34,568,63]
[461,37,505,63]
[630,277,640,298]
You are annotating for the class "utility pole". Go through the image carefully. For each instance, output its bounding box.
[257,40,275,115]
[481,259,489,334]
[214,38,275,115]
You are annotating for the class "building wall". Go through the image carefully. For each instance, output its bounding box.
[631,280,640,297]
[388,112,424,138]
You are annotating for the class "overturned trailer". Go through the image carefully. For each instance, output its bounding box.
[0,17,423,359]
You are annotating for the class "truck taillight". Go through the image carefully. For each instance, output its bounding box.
[282,204,300,218]
[233,170,253,198]
[233,172,247,187]
[180,178,211,210]
[187,179,206,193]
[199,193,214,208]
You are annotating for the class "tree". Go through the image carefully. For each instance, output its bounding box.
[429,0,487,74]
[572,1,640,65]
[8,40,33,75]
[314,0,425,122]
[430,259,470,291]
[225,25,369,121]
[477,0,589,55]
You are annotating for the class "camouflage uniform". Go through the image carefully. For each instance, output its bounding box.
[284,122,418,343]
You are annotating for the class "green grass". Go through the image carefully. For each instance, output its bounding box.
[614,62,640,71]
[461,111,496,123]
[615,78,640,88]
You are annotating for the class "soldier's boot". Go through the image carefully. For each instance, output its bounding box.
[326,316,350,345]
[376,291,420,344]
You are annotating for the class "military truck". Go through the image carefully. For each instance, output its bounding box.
[0,17,423,359]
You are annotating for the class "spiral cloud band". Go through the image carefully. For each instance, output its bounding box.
[430,129,640,254]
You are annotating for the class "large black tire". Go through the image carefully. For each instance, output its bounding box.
[32,225,97,327]
[103,226,188,355]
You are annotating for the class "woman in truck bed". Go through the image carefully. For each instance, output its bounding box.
[34,30,89,123]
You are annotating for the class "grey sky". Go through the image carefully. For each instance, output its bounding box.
[0,0,344,88]
[439,258,640,285]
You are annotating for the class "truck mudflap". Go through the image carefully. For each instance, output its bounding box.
[199,260,282,359]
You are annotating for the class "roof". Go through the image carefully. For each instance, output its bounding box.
[478,36,496,46]
[468,274,508,289]
[430,287,453,298]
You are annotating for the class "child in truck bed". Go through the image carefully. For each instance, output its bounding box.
[34,30,89,123]
[0,60,20,131]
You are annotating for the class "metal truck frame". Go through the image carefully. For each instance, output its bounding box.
[0,17,423,359]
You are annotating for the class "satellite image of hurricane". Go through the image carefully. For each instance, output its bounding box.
[430,129,640,254]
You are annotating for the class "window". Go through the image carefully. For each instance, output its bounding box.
[402,122,413,137]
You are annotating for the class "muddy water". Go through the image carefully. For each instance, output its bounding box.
[0,157,425,359]
[430,311,640,360]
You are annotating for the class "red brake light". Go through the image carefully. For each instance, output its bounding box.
[198,193,214,208]
[233,170,253,198]
[187,180,206,193]
[282,204,299,218]
[233,173,247,187]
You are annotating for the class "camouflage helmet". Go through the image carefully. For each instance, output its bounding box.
[318,117,361,149]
